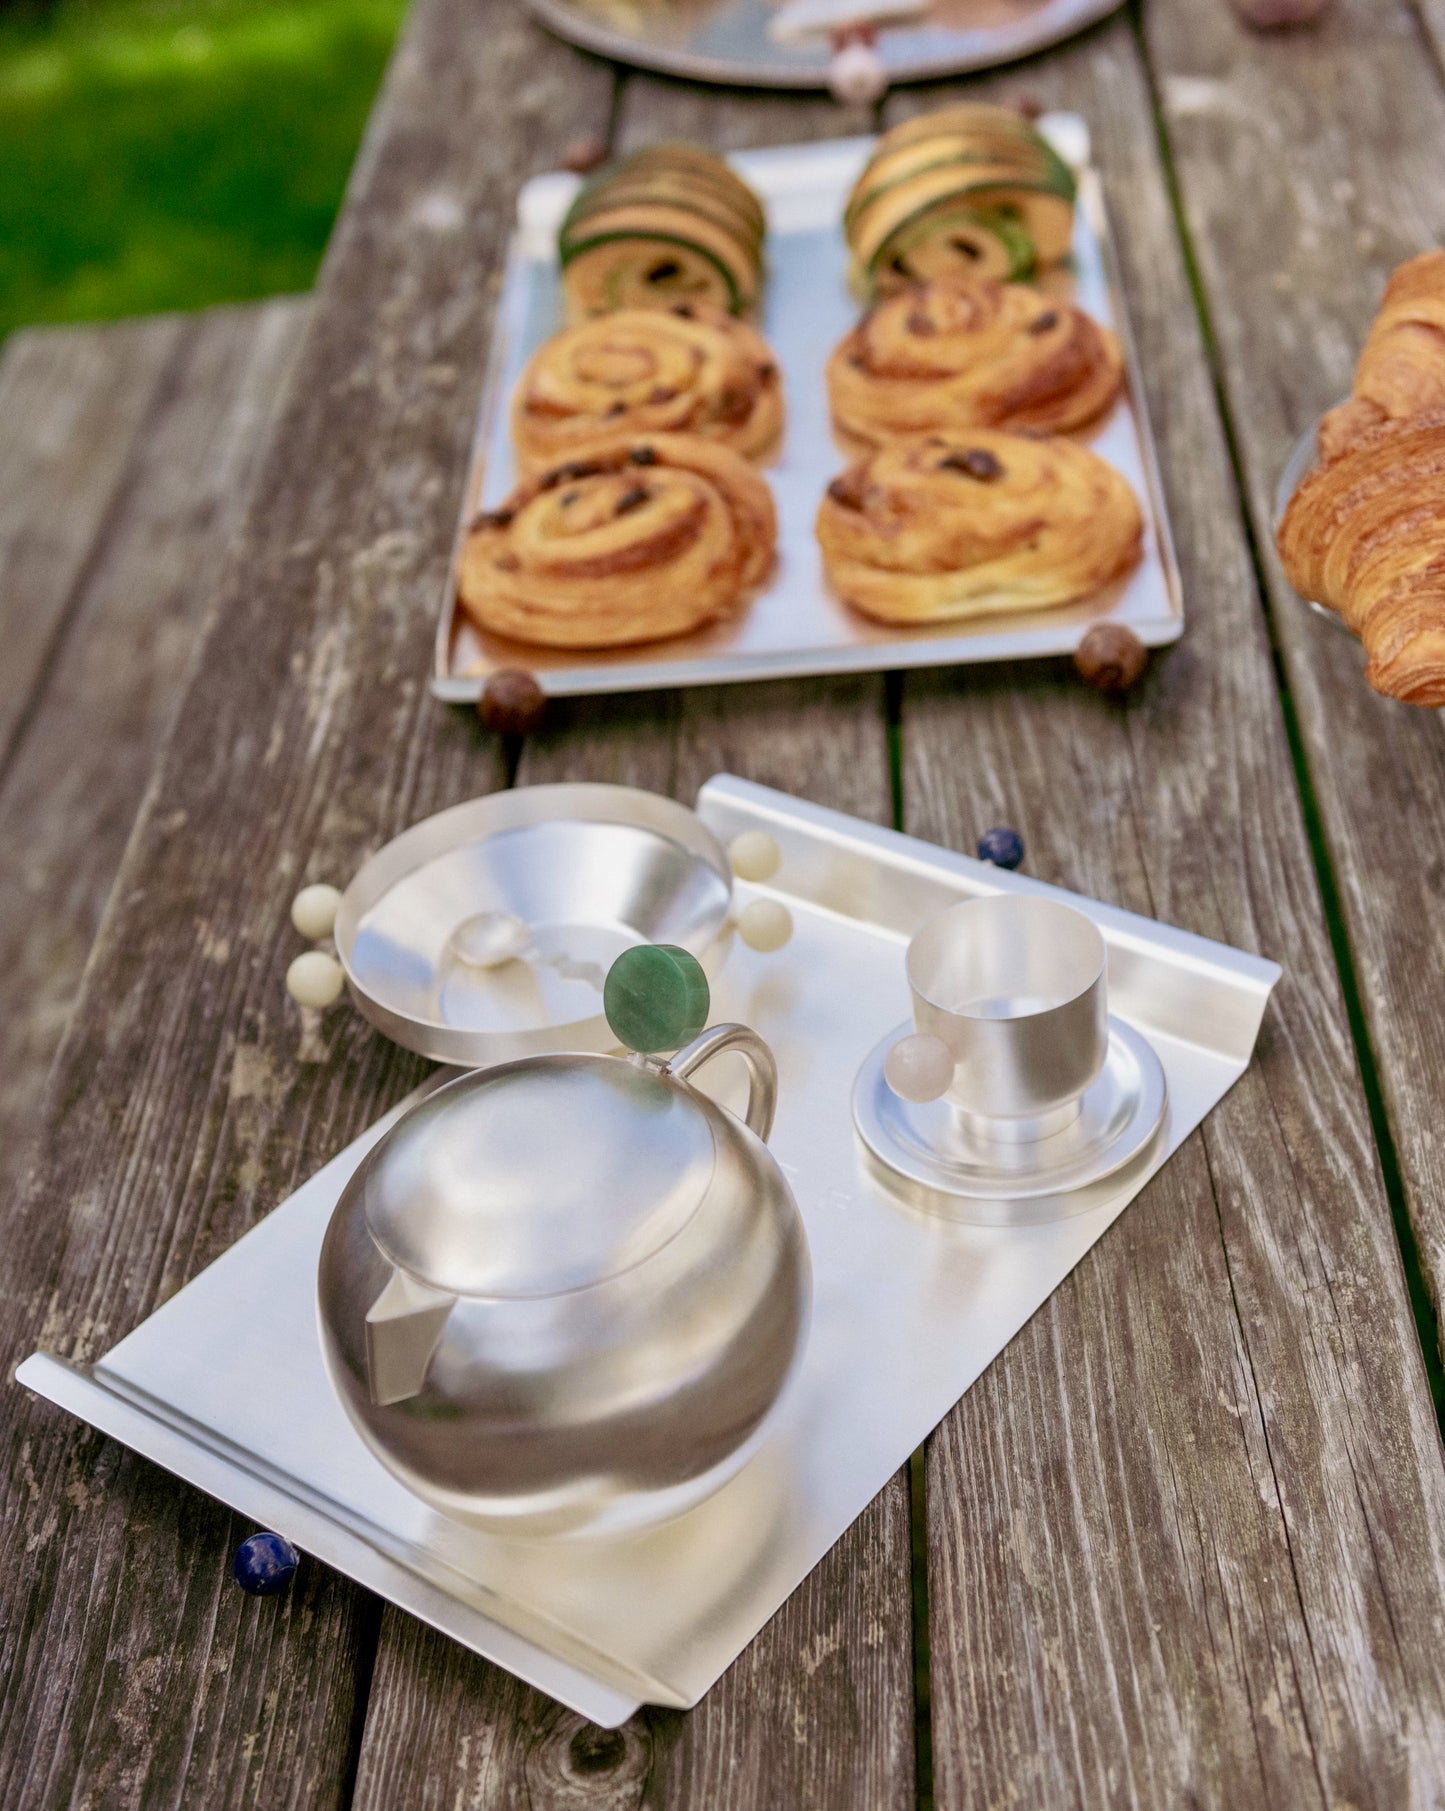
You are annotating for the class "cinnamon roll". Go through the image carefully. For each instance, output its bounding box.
[827,278,1123,449]
[512,306,782,471]
[459,435,776,650]
[817,432,1142,624]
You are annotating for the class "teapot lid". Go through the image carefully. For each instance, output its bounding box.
[360,1055,717,1300]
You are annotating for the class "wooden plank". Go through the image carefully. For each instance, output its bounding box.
[886,23,1445,1808]
[0,298,308,1224]
[0,3,613,1804]
[1142,0,1445,1355]
[350,74,916,1811]
[0,317,181,772]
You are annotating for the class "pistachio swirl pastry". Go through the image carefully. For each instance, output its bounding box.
[512,305,783,472]
[817,432,1142,625]
[1277,412,1445,706]
[560,143,765,317]
[845,104,1076,300]
[459,436,776,650]
[828,278,1123,449]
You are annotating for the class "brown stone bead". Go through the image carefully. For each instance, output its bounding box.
[1074,622,1148,695]
[563,136,608,174]
[479,668,547,736]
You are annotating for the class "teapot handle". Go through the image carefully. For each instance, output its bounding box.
[664,1023,778,1143]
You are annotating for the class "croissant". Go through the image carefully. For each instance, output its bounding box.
[512,306,782,472]
[1277,411,1445,706]
[458,435,776,650]
[817,431,1142,625]
[827,277,1123,448]
[1318,251,1445,462]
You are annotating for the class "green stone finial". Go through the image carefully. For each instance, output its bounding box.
[604,945,710,1055]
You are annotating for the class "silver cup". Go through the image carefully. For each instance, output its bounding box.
[905,896,1109,1142]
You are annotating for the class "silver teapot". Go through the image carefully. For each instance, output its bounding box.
[317,946,810,1539]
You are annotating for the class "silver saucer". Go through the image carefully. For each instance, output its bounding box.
[1273,408,1352,634]
[853,1016,1167,1221]
[335,784,733,1067]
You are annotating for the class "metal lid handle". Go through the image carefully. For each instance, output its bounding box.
[664,1023,778,1143]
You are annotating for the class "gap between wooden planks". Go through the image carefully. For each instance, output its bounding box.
[1142,0,1445,1400]
[889,11,1445,1807]
[0,8,911,1808]
[0,301,309,1238]
[0,7,595,1806]
[348,66,923,1811]
[350,11,1445,1809]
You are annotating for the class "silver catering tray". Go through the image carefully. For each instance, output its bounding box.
[434,120,1184,701]
[524,0,1124,91]
[18,775,1274,1728]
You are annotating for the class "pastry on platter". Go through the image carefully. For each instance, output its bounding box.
[816,431,1141,625]
[1318,251,1445,461]
[827,276,1123,448]
[458,435,776,650]
[560,143,765,317]
[1277,411,1445,707]
[512,305,783,471]
[844,104,1076,299]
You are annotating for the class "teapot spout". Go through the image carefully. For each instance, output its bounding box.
[365,1269,456,1406]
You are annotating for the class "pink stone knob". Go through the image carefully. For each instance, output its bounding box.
[828,40,887,105]
[884,1032,955,1104]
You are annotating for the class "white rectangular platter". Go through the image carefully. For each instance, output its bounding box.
[434,119,1184,700]
[19,777,1272,1729]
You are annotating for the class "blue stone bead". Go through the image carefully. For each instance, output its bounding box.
[977,827,1025,871]
[233,1531,299,1596]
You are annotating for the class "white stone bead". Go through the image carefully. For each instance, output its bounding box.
[287,950,345,1009]
[828,41,888,106]
[737,899,792,953]
[728,830,780,884]
[884,1033,955,1104]
[451,910,530,969]
[290,882,343,941]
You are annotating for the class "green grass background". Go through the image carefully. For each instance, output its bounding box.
[0,0,408,340]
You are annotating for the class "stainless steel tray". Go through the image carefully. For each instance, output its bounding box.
[19,776,1275,1728]
[434,121,1184,701]
[525,0,1123,90]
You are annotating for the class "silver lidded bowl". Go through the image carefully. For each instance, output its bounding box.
[333,784,734,1068]
[317,946,810,1539]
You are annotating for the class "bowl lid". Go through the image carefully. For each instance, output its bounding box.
[359,1056,716,1299]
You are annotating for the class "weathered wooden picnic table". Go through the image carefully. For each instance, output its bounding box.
[6,0,1445,1803]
